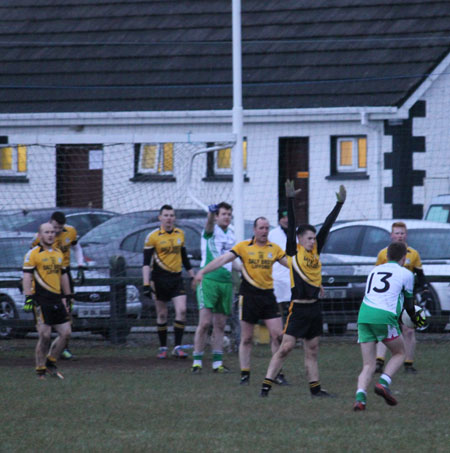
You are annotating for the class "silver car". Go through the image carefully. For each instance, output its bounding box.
[320,220,450,333]
[0,232,142,338]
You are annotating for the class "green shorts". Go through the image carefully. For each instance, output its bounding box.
[196,279,233,315]
[357,322,401,343]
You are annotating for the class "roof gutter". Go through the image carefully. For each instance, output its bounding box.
[0,106,403,128]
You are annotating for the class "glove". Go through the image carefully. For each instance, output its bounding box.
[284,179,301,198]
[143,284,153,298]
[75,266,86,285]
[208,204,219,213]
[336,185,346,203]
[411,308,426,328]
[23,296,35,313]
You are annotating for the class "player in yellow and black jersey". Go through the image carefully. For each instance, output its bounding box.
[194,217,290,385]
[260,180,346,398]
[142,205,195,359]
[31,211,86,359]
[375,221,429,374]
[23,223,72,379]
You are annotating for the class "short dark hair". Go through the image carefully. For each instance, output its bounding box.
[387,241,407,262]
[278,206,288,220]
[296,224,316,236]
[51,211,66,224]
[159,204,174,214]
[253,216,268,228]
[217,201,232,212]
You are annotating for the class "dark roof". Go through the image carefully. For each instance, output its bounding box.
[0,0,449,113]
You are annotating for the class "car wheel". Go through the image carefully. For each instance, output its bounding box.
[418,287,447,334]
[0,296,18,339]
[327,323,347,335]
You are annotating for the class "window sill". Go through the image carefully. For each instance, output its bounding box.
[326,173,369,181]
[202,175,250,182]
[0,175,29,183]
[130,174,176,183]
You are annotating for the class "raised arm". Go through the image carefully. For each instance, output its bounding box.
[205,204,219,235]
[316,185,346,253]
[285,180,301,256]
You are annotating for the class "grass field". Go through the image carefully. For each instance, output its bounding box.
[1,334,448,453]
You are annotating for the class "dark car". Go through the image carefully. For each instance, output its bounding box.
[0,208,117,237]
[81,214,256,323]
[0,232,142,338]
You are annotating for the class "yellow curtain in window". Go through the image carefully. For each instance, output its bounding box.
[17,146,27,172]
[0,147,13,170]
[243,140,248,170]
[358,138,367,168]
[217,140,247,170]
[339,141,353,166]
[163,143,174,172]
[142,145,157,170]
[217,148,231,169]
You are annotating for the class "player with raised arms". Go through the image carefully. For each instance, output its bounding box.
[260,180,346,398]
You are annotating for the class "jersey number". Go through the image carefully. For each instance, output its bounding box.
[367,272,393,294]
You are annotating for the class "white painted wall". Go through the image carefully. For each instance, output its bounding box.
[3,92,448,226]
[413,71,450,214]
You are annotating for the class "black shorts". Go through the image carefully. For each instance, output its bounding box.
[34,302,70,326]
[284,301,323,340]
[153,276,186,302]
[239,291,280,324]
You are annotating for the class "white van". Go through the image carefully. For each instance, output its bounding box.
[424,194,450,223]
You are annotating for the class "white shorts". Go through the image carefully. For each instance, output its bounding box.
[273,279,291,304]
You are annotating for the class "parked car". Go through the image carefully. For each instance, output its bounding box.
[80,215,257,323]
[0,208,117,237]
[319,220,450,333]
[0,232,142,338]
[424,194,450,223]
[80,209,256,266]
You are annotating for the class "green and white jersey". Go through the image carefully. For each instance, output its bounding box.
[358,262,414,325]
[201,224,235,282]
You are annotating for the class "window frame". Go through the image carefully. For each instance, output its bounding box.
[204,140,250,182]
[131,143,176,183]
[0,145,27,176]
[327,136,369,181]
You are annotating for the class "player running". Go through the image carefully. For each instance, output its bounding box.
[353,241,425,411]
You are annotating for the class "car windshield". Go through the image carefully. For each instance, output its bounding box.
[80,213,152,245]
[0,212,43,231]
[407,229,450,260]
[0,237,31,268]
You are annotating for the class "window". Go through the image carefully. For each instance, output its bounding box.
[0,145,27,175]
[360,227,390,257]
[139,143,174,175]
[328,136,369,180]
[131,143,176,182]
[337,137,366,172]
[205,139,249,181]
[321,226,363,255]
